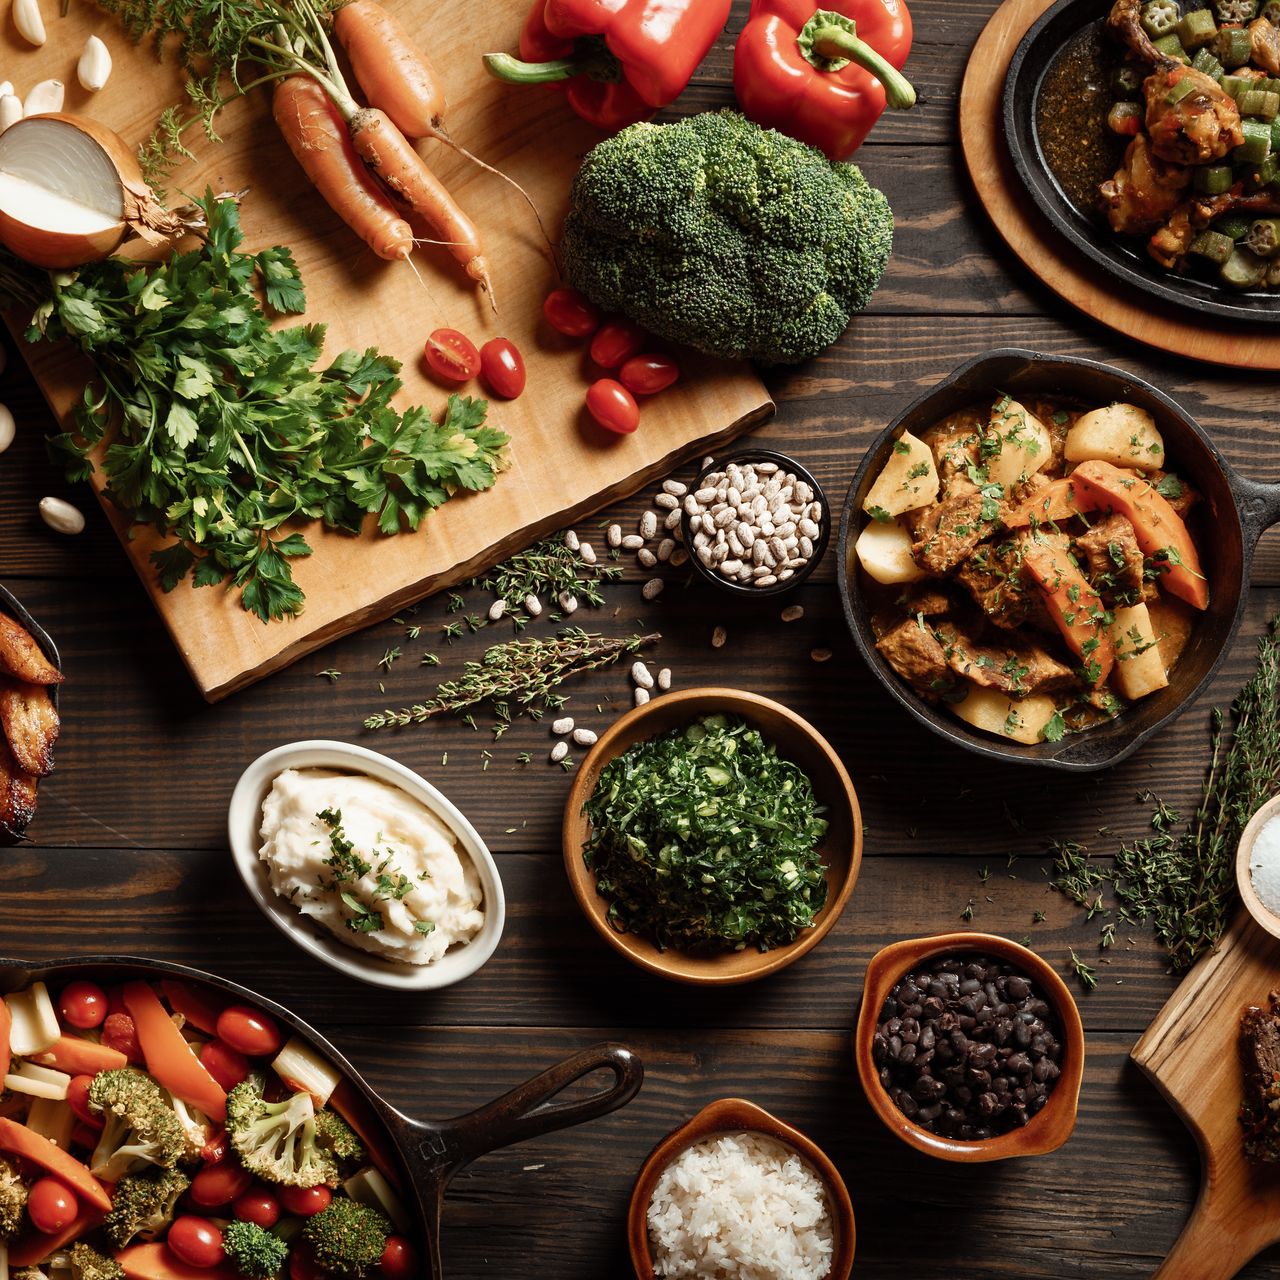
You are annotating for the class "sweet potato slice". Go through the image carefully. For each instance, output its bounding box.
[0,614,61,686]
[0,741,37,842]
[0,681,58,777]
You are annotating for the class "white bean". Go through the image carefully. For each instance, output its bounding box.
[781,605,805,623]
[578,541,597,565]
[631,661,654,689]
[488,599,507,621]
[552,717,575,735]
[563,528,580,551]
[662,479,687,496]
[642,578,664,600]
[657,668,672,690]
[523,593,542,617]
[0,404,13,454]
[711,625,727,648]
[634,687,650,707]
[550,741,569,763]
[572,728,598,747]
[640,510,659,539]
[638,548,657,568]
[607,523,622,548]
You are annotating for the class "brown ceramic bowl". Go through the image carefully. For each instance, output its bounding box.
[854,932,1085,1162]
[562,688,861,985]
[1236,794,1280,943]
[627,1097,856,1280]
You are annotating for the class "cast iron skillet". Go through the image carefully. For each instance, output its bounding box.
[1003,0,1280,325]
[0,954,643,1277]
[836,348,1280,771]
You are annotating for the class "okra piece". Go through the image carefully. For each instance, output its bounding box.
[1142,0,1181,34]
[1214,0,1258,22]
[1214,214,1253,238]
[1107,100,1145,134]
[1195,162,1234,193]
[1191,46,1225,76]
[1217,25,1254,65]
[1248,153,1280,186]
[1236,117,1273,162]
[1112,63,1144,95]
[1221,244,1269,286]
[1238,88,1280,116]
[1167,75,1199,103]
[1245,217,1280,255]
[1220,73,1252,96]
[1190,230,1236,262]
[1264,0,1280,19]
[1178,8,1219,44]
[1153,31,1191,59]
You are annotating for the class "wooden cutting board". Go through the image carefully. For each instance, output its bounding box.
[2,0,773,700]
[1131,912,1280,1278]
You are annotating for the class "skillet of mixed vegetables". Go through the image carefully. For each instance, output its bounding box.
[854,394,1209,744]
[0,977,415,1279]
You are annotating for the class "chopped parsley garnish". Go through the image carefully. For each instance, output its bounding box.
[867,505,893,524]
[1156,474,1184,500]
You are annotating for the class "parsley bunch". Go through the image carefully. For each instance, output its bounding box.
[25,196,507,621]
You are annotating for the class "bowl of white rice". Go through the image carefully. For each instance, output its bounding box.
[627,1098,854,1280]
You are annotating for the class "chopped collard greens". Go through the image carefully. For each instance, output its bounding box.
[582,714,829,953]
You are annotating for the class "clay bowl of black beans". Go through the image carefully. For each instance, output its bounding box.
[853,932,1084,1162]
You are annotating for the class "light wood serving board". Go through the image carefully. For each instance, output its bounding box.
[1,0,773,700]
[959,0,1280,370]
[1131,912,1280,1278]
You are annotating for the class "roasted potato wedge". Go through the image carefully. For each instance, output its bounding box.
[0,680,59,777]
[0,614,61,686]
[0,740,37,842]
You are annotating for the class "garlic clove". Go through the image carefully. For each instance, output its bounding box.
[77,35,112,92]
[0,403,13,454]
[0,96,21,138]
[12,0,45,45]
[38,495,84,534]
[23,79,64,116]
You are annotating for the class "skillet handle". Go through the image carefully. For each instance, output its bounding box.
[438,1042,643,1173]
[1235,475,1280,558]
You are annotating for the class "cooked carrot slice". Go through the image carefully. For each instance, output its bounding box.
[31,1034,128,1076]
[116,1242,241,1280]
[1021,540,1116,687]
[0,1117,111,1211]
[121,983,226,1123]
[159,981,224,1038]
[9,1205,103,1266]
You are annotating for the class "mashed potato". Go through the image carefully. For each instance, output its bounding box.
[259,768,484,966]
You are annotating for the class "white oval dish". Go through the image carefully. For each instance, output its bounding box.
[228,739,506,990]
[1236,793,1280,943]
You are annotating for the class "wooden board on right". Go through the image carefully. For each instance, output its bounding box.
[1131,912,1280,1278]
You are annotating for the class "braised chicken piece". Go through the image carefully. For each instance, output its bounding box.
[939,626,1077,699]
[1150,190,1280,269]
[875,618,951,694]
[897,582,955,616]
[911,492,997,576]
[1250,16,1280,74]
[954,540,1036,631]
[1074,514,1149,605]
[920,415,980,484]
[1100,135,1193,235]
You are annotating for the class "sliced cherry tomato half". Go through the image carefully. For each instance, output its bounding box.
[28,1178,77,1234]
[618,353,680,397]
[379,1235,419,1280]
[543,287,600,338]
[585,380,640,435]
[190,1162,253,1208]
[589,320,647,370]
[232,1188,281,1229]
[200,1039,251,1092]
[100,1012,141,1063]
[478,337,526,399]
[214,1005,283,1058]
[58,981,108,1030]
[278,1184,331,1217]
[167,1215,225,1269]
[423,328,480,384]
[66,1075,100,1127]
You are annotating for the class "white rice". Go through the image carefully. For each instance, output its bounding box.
[647,1132,833,1279]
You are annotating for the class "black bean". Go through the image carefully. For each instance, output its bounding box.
[1006,975,1031,1000]
[959,978,981,995]
[900,1043,917,1066]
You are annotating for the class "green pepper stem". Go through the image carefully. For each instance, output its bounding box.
[809,24,916,109]
[483,51,582,84]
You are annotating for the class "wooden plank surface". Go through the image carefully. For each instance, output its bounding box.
[2,0,771,700]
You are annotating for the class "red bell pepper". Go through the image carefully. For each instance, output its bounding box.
[733,0,914,159]
[485,0,731,131]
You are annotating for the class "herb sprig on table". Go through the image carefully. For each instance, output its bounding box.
[583,714,829,954]
[15,195,507,622]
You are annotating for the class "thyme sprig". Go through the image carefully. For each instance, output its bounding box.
[472,536,622,619]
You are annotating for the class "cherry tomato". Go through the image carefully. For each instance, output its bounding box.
[58,981,108,1030]
[278,1185,331,1217]
[478,337,526,399]
[201,1128,228,1165]
[423,328,480,384]
[66,1075,100,1127]
[167,1216,225,1269]
[190,1162,253,1208]
[200,1039,250,1092]
[28,1178,77,1234]
[585,379,639,435]
[543,287,599,338]
[70,1122,100,1153]
[589,320,647,370]
[233,1188,281,1230]
[379,1235,419,1280]
[101,1012,141,1063]
[289,1246,328,1280]
[619,353,680,397]
[215,1005,284,1058]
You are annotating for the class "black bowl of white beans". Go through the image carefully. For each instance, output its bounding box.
[680,449,830,598]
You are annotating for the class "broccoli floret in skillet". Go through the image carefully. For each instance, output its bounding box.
[67,1243,124,1280]
[225,1076,338,1189]
[222,1219,290,1279]
[314,1111,364,1167]
[102,1167,191,1249]
[87,1068,186,1182]
[300,1199,391,1279]
[0,1154,28,1239]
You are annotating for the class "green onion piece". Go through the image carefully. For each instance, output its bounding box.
[1192,46,1225,76]
[1189,229,1236,263]
[1178,8,1219,45]
[1221,244,1269,286]
[1217,26,1253,66]
[1142,0,1181,34]
[1195,163,1234,193]
[1166,75,1199,104]
[1236,117,1273,162]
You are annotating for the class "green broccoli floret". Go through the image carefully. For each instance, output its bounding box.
[102,1167,191,1249]
[300,1199,390,1279]
[560,110,894,366]
[68,1242,124,1280]
[222,1220,289,1279]
[0,1154,28,1239]
[225,1076,337,1189]
[314,1111,364,1167]
[87,1068,186,1182]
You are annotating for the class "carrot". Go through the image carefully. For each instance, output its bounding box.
[334,0,445,140]
[159,980,224,1038]
[328,1078,404,1190]
[31,1034,127,1076]
[0,1117,111,1211]
[1069,459,1209,610]
[1002,477,1086,529]
[121,982,226,1123]
[273,77,415,263]
[349,107,493,298]
[1021,540,1115,687]
[116,1242,241,1280]
[10,1205,104,1266]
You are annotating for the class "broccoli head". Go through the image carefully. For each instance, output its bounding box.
[102,1167,191,1249]
[87,1068,186,1182]
[560,110,893,366]
[68,1243,124,1280]
[300,1199,390,1279]
[314,1111,364,1167]
[0,1154,28,1239]
[225,1076,338,1189]
[222,1220,289,1279]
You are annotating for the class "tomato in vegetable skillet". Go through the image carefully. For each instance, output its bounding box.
[66,1075,99,1126]
[191,1161,254,1207]
[215,1005,284,1057]
[279,1184,332,1217]
[58,981,107,1029]
[28,1177,77,1233]
[586,379,639,435]
[167,1215,225,1268]
[233,1188,281,1229]
[379,1236,419,1280]
[479,337,526,399]
[423,329,480,383]
[200,1038,251,1091]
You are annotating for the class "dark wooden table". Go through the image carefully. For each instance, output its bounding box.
[3,1,1279,1274]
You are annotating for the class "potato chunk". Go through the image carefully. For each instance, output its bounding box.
[1108,602,1170,701]
[953,685,1060,745]
[982,398,1053,488]
[1065,403,1165,472]
[854,518,927,585]
[863,430,940,518]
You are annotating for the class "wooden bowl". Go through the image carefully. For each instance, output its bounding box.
[627,1097,856,1280]
[854,932,1085,1162]
[1235,794,1280,942]
[562,688,861,985]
